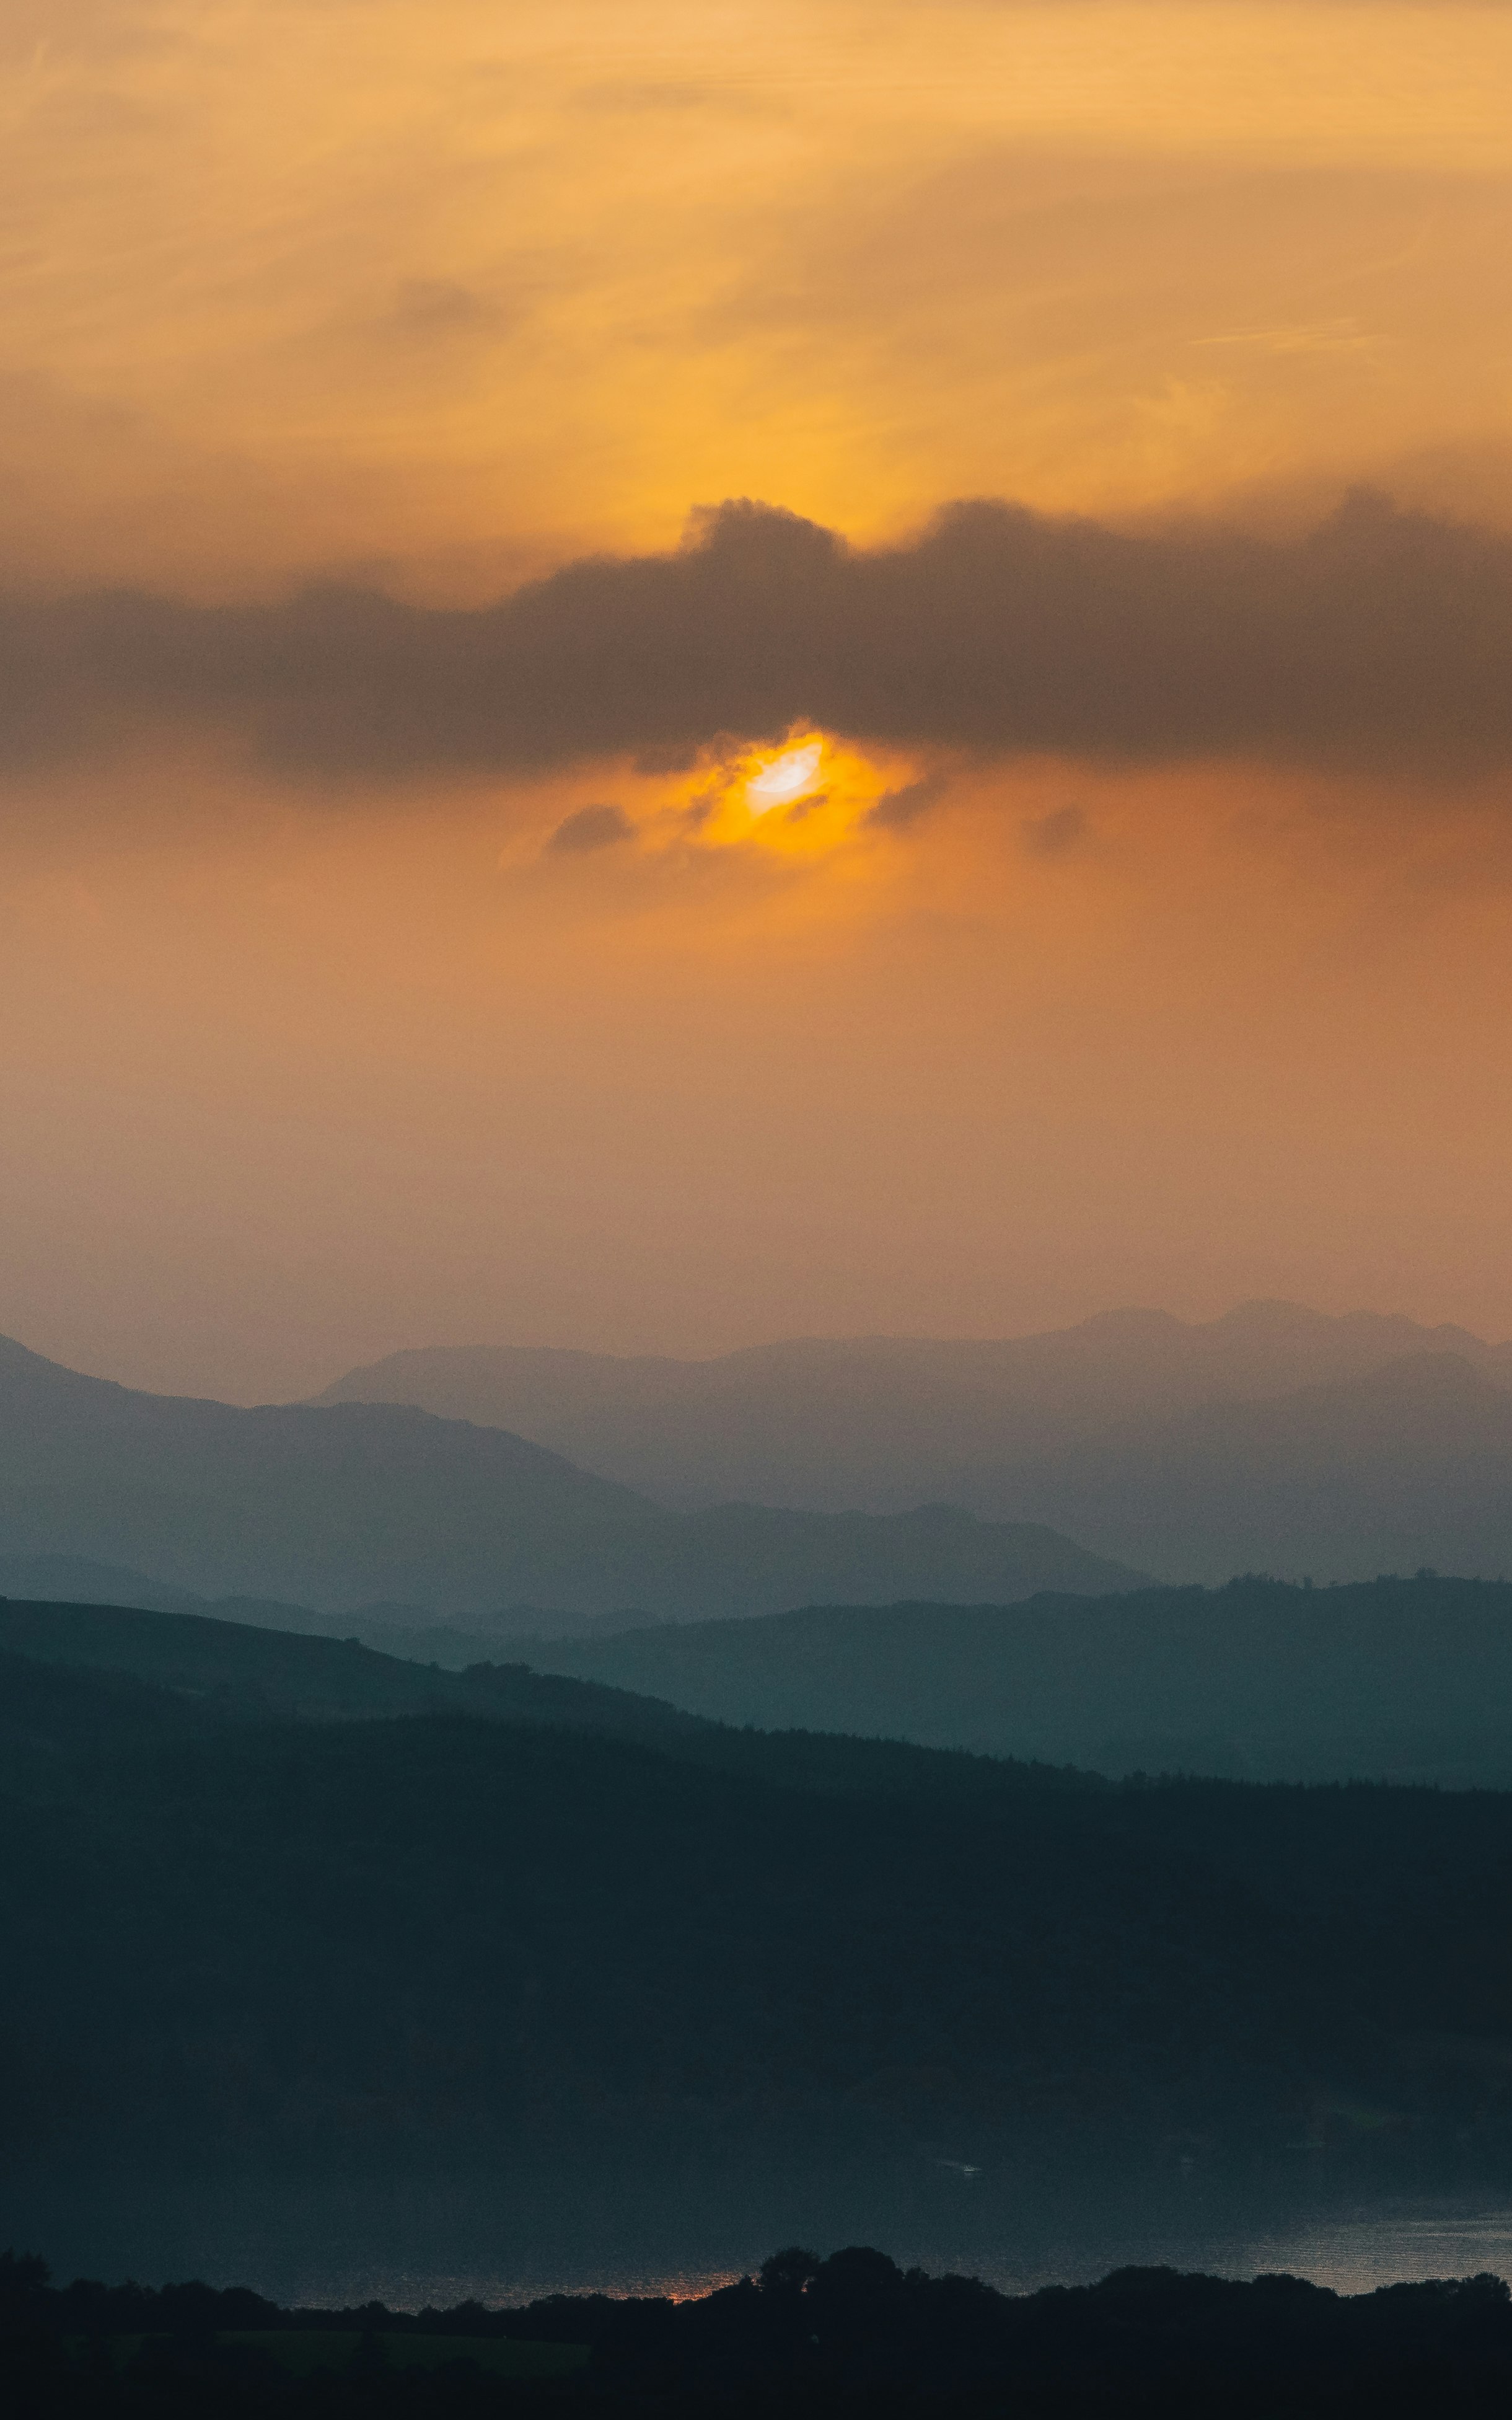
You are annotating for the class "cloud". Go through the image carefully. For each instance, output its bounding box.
[547,802,636,853]
[866,773,949,829]
[6,489,1512,790]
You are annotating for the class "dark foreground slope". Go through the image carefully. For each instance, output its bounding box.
[0,1333,1141,1618]
[9,1635,1512,2182]
[9,2248,1512,2420]
[0,1596,1083,1800]
[524,1571,1512,1785]
[0,1596,684,1729]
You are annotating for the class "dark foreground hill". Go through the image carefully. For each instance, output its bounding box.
[9,1622,1512,2184]
[522,1572,1512,1785]
[8,2247,1512,2419]
[0,1596,1086,1801]
[315,1301,1512,1581]
[0,1597,716,1771]
[0,1333,1141,1619]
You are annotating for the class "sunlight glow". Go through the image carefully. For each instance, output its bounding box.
[653,728,926,863]
[746,742,824,810]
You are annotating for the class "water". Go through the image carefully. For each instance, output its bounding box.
[12,2163,1512,2308]
[1226,2203,1512,2296]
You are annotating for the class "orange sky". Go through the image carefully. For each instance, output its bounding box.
[3,1,1512,1399]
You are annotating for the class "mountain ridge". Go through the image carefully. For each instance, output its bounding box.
[0,1333,1140,1618]
[312,1310,1512,1581]
[311,1297,1512,1524]
[519,1570,1512,1787]
[994,1351,1512,1581]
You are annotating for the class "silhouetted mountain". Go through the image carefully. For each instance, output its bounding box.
[986,1352,1512,1582]
[314,1301,1512,1529]
[0,1596,1099,1804]
[523,1571,1512,1785]
[0,1549,613,1663]
[0,1553,209,1614]
[0,1598,717,1749]
[12,1635,1512,2184]
[0,1333,1141,1618]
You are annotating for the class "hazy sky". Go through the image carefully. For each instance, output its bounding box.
[4,0,1512,1400]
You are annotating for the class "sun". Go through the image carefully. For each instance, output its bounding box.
[649,728,926,860]
[745,741,825,813]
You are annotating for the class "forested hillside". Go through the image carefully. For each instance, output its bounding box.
[525,1573,1512,1785]
[7,1624,1512,2184]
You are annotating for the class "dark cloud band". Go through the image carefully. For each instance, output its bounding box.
[4,491,1511,784]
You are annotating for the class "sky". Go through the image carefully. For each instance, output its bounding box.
[4,0,1512,1402]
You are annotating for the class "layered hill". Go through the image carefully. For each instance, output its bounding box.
[0,1596,1082,1803]
[0,1334,1140,1619]
[0,1596,708,1746]
[994,1352,1512,1583]
[315,1298,1512,1506]
[316,1307,1512,1582]
[6,1596,1064,1813]
[522,1571,1512,1786]
[8,1609,1512,2183]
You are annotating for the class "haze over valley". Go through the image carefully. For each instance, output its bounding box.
[317,1297,1512,1585]
[7,1294,1512,1646]
[0,1329,1138,1623]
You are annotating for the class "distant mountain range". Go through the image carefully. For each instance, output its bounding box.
[995,1352,1512,1583]
[12,1299,1512,1615]
[523,1572,1512,1788]
[0,1550,635,1662]
[0,1334,1138,1620]
[316,1301,1512,1581]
